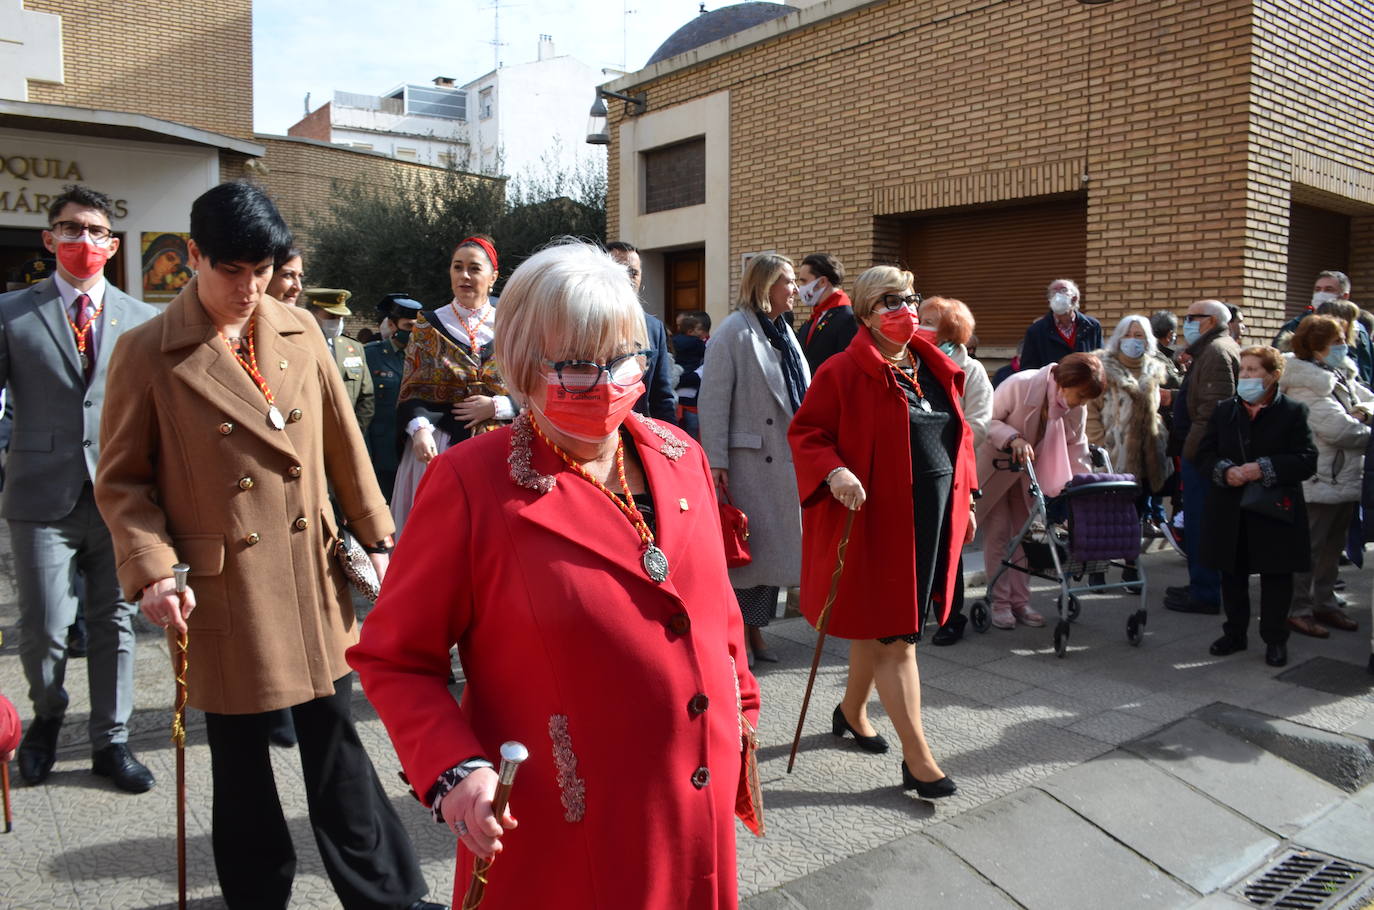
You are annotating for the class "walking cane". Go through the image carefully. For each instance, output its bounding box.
[460,741,529,910]
[171,563,190,910]
[1,760,10,834]
[787,509,856,774]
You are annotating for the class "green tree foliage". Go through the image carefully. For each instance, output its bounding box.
[308,150,606,320]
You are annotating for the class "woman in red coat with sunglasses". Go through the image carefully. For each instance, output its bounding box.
[789,265,977,798]
[349,242,761,910]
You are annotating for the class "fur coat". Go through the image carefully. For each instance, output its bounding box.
[1085,349,1173,493]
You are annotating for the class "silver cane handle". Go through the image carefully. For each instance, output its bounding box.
[172,563,190,594]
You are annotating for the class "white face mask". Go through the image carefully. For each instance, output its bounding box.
[1312,291,1339,308]
[1049,292,1073,315]
[321,316,344,339]
[799,278,824,308]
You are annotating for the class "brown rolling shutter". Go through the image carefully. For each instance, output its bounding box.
[902,197,1087,348]
[1285,203,1350,319]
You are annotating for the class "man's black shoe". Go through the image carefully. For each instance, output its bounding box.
[18,714,62,785]
[91,743,155,793]
[1163,585,1191,604]
[66,618,87,658]
[1165,597,1219,615]
[931,613,967,647]
[404,901,449,910]
[1265,643,1287,668]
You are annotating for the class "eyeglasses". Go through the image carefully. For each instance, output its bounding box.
[49,221,114,245]
[544,349,650,394]
[1183,313,1208,322]
[875,293,922,314]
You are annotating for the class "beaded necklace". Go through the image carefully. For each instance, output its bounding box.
[530,416,669,582]
[450,300,490,356]
[218,319,285,430]
[66,296,104,371]
[888,350,931,413]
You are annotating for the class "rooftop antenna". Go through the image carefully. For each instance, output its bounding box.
[622,1,638,72]
[303,92,310,116]
[482,0,514,69]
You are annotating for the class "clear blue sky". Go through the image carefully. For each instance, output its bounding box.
[252,0,708,134]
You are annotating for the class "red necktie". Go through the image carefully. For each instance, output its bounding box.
[73,294,95,382]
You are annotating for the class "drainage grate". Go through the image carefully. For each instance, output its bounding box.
[1236,850,1372,909]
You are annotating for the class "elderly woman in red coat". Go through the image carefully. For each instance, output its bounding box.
[789,265,977,797]
[348,241,761,910]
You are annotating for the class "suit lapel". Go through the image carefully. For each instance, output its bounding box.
[90,288,132,386]
[626,415,700,588]
[30,281,83,380]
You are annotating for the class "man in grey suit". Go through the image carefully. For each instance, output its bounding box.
[0,185,158,791]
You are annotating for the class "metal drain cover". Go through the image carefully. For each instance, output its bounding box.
[1234,850,1372,908]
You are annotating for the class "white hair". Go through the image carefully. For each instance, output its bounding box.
[1106,314,1158,357]
[494,241,649,400]
[1194,299,1230,326]
[1046,278,1080,301]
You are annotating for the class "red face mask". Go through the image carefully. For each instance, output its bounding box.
[877,308,916,345]
[539,376,646,443]
[56,241,112,281]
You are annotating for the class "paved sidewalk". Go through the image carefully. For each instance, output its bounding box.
[1,527,1372,908]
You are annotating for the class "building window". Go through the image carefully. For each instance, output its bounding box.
[351,142,374,151]
[643,138,706,214]
[480,87,494,120]
[438,152,457,168]
[396,147,418,160]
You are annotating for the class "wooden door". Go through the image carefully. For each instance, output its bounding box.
[663,248,705,330]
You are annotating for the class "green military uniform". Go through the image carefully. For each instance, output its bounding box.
[365,337,404,497]
[302,288,373,433]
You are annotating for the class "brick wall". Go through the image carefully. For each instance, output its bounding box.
[231,137,462,253]
[609,0,1374,339]
[1249,0,1374,323]
[286,103,333,142]
[25,0,254,140]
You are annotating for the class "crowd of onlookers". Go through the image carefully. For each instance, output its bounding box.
[664,259,1374,678]
[5,183,1373,909]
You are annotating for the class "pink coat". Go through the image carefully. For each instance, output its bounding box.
[976,365,1092,513]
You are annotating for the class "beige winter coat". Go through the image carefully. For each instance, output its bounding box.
[1277,353,1373,504]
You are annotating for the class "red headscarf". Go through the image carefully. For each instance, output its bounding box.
[459,236,499,274]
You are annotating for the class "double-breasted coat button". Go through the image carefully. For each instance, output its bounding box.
[237,476,254,490]
[688,694,710,716]
[279,360,288,370]
[245,532,261,545]
[668,613,691,635]
[764,455,773,463]
[294,517,309,530]
[288,465,302,478]
[766,418,774,425]
[679,498,689,511]
[288,408,303,423]
[691,767,710,789]
[218,422,234,435]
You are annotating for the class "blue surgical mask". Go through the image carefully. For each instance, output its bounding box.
[1237,377,1267,403]
[938,341,957,356]
[1182,320,1202,345]
[1120,338,1147,359]
[1325,344,1349,369]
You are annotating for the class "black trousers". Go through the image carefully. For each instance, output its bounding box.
[1220,572,1292,646]
[204,674,425,910]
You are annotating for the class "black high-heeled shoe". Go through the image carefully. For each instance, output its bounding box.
[901,761,958,798]
[831,704,889,754]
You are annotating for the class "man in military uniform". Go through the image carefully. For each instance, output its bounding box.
[364,294,421,500]
[302,288,373,434]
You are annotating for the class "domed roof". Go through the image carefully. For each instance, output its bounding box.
[647,3,794,66]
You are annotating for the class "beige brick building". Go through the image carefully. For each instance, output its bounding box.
[2,0,487,301]
[606,0,1374,350]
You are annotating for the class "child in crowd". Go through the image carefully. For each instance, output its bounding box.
[673,310,711,438]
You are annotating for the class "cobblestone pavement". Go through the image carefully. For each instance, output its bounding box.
[2,528,1372,908]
